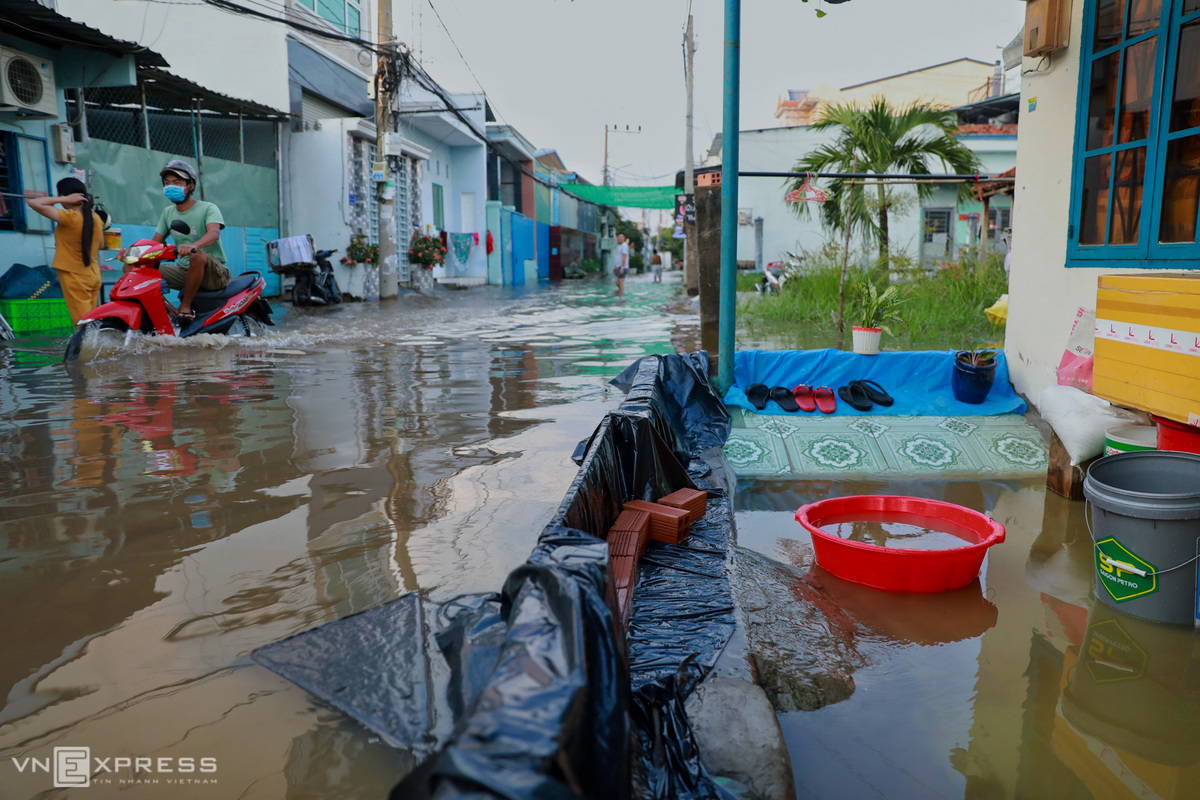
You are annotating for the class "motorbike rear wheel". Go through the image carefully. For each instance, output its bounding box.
[64,319,129,362]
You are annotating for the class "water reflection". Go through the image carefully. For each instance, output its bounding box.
[0,275,695,797]
[738,477,1200,799]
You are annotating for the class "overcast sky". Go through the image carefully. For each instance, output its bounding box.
[399,0,1027,187]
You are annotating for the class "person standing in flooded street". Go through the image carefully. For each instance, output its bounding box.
[614,232,629,295]
[24,178,104,324]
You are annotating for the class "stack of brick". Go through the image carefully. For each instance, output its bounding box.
[607,509,650,631]
[658,488,708,526]
[622,500,692,545]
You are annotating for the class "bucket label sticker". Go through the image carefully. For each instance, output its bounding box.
[1095,538,1157,602]
[1083,619,1146,683]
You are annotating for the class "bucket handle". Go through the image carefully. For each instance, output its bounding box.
[1085,501,1200,578]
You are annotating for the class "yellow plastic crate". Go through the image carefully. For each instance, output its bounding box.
[0,298,73,334]
[1093,273,1200,425]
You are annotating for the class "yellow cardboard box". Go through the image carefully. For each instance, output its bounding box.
[1092,273,1200,426]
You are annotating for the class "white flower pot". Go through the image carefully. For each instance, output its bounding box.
[852,326,882,355]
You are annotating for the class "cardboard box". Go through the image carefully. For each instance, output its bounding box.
[1093,273,1200,426]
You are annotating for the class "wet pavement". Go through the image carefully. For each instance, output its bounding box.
[0,272,694,798]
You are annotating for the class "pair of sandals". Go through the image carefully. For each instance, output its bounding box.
[745,383,837,414]
[836,379,894,412]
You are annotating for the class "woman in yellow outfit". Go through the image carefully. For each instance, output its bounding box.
[25,178,104,324]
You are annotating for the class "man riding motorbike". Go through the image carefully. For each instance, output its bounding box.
[137,160,232,322]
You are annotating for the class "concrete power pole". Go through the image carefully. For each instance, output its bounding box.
[684,14,698,296]
[376,0,399,298]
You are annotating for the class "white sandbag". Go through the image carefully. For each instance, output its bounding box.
[1038,384,1148,465]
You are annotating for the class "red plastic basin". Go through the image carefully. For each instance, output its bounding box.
[794,495,1006,593]
[1152,414,1200,455]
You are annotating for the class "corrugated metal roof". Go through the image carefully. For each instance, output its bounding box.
[141,67,288,118]
[0,0,168,67]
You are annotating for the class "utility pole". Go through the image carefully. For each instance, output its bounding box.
[683,14,698,296]
[376,0,398,298]
[603,124,640,187]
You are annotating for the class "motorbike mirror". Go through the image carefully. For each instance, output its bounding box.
[170,219,192,236]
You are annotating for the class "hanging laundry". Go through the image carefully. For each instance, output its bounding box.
[486,230,494,255]
[450,233,474,266]
[472,232,479,246]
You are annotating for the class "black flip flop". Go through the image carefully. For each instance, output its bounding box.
[838,383,873,412]
[769,386,801,412]
[853,379,894,406]
[745,383,770,411]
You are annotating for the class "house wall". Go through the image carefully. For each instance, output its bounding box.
[55,0,291,113]
[733,127,1016,268]
[1002,0,1169,404]
[1,103,77,271]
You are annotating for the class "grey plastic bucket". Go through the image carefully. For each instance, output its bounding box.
[1083,451,1200,626]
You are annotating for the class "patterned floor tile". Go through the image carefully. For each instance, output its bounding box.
[726,411,1048,481]
[879,430,978,474]
[724,429,792,477]
[784,431,888,477]
[974,430,1049,473]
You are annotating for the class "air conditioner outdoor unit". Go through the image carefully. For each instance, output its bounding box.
[0,47,57,118]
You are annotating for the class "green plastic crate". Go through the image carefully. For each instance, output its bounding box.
[0,298,74,333]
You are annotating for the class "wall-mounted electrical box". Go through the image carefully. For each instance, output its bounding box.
[1024,0,1071,58]
[51,123,75,163]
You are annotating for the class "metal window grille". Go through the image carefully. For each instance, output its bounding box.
[350,137,369,236]
[396,156,410,283]
[368,142,379,246]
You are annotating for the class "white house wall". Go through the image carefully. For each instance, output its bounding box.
[55,0,291,113]
[1005,0,1114,404]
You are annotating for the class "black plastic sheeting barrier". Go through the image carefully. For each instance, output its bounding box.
[254,353,738,799]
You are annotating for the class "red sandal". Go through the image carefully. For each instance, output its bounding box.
[792,384,816,412]
[813,386,837,414]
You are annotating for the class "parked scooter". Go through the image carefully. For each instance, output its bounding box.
[293,248,342,306]
[64,220,273,361]
[756,251,803,295]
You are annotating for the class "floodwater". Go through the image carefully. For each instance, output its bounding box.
[737,478,1200,800]
[0,272,695,799]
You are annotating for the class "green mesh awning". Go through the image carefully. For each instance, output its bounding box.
[561,184,677,209]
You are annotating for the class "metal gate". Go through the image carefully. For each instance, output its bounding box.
[395,156,410,284]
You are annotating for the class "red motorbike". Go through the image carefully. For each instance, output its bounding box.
[65,220,274,361]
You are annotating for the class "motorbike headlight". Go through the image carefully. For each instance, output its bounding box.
[123,245,152,263]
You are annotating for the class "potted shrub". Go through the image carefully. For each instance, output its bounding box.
[409,233,447,270]
[340,233,379,301]
[952,347,999,404]
[851,276,904,355]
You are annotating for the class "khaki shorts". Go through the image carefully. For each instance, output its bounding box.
[161,253,231,291]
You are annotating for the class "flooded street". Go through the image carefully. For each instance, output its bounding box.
[2,272,1193,800]
[0,273,694,798]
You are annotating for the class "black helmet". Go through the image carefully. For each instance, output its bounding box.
[160,159,198,185]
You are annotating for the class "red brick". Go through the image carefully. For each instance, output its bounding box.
[659,488,707,526]
[623,500,691,544]
[608,530,641,558]
[611,509,651,535]
[610,555,636,590]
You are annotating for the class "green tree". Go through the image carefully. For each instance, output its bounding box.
[787,97,983,269]
[615,217,644,252]
[656,227,684,261]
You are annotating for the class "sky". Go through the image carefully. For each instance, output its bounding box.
[398,0,1027,188]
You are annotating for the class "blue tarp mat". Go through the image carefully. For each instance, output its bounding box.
[723,349,1026,417]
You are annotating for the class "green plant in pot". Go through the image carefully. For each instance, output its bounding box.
[952,346,999,404]
[852,275,905,355]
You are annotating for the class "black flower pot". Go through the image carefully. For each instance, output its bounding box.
[952,353,997,404]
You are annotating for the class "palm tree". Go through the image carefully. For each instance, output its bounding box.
[787,97,983,270]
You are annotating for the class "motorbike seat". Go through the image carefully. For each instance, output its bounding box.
[194,274,258,301]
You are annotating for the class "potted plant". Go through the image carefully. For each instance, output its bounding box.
[952,347,999,404]
[409,232,447,270]
[340,233,378,268]
[851,276,904,355]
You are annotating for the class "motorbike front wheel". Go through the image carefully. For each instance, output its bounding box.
[64,319,128,362]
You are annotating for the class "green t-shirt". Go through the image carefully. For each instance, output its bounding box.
[155,200,226,262]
